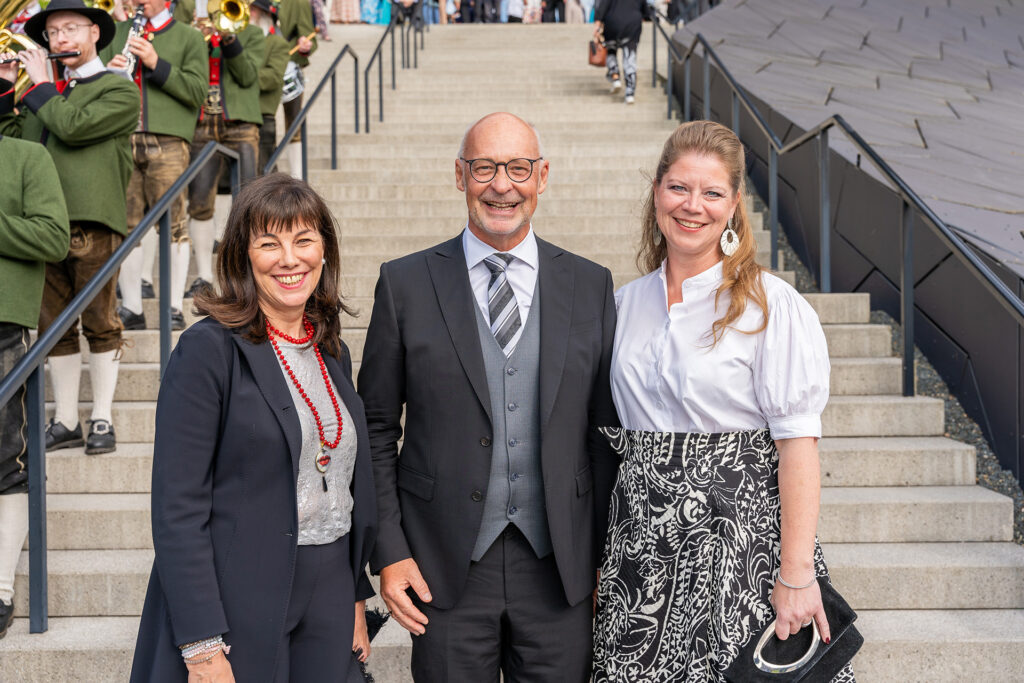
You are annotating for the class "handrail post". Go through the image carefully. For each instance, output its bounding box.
[378,53,384,122]
[818,127,831,292]
[301,120,308,181]
[652,16,658,88]
[400,21,407,69]
[683,55,690,121]
[413,22,418,68]
[331,72,337,170]
[901,200,915,396]
[731,90,739,135]
[27,364,46,634]
[353,57,360,134]
[390,20,396,89]
[769,146,779,271]
[364,63,370,133]
[667,51,674,120]
[159,211,172,376]
[702,44,710,120]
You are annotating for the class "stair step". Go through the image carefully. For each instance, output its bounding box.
[45,363,159,402]
[47,443,153,494]
[819,436,976,487]
[825,542,1024,609]
[822,323,892,357]
[13,550,152,617]
[829,357,902,395]
[46,494,151,550]
[819,486,1013,543]
[821,395,944,437]
[0,617,137,682]
[803,293,870,324]
[46,403,156,443]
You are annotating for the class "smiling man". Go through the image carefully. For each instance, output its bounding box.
[0,0,140,456]
[358,112,620,682]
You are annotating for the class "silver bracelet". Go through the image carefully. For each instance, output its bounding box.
[777,571,816,590]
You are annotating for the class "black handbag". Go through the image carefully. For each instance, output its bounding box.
[723,578,863,682]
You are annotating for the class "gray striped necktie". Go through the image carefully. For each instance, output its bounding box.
[483,253,522,355]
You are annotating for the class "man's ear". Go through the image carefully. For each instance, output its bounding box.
[455,158,466,192]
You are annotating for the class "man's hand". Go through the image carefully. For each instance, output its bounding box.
[19,49,51,86]
[106,54,129,70]
[379,558,432,635]
[128,36,159,70]
[185,650,235,682]
[0,51,19,84]
[296,35,313,54]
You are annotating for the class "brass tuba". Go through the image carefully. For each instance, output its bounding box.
[85,0,117,13]
[209,0,248,34]
[0,0,46,99]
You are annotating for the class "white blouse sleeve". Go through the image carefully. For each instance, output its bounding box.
[753,281,831,440]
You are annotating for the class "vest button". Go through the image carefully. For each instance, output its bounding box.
[471,490,483,502]
[508,506,518,516]
[508,438,517,447]
[510,472,520,481]
[507,402,517,412]
[480,437,491,447]
[506,367,516,375]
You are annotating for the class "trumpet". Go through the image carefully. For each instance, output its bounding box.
[0,50,81,64]
[85,0,117,12]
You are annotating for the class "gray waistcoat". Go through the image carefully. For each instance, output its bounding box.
[470,296,552,561]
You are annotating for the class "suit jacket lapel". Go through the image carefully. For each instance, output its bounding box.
[426,235,493,424]
[537,237,572,433]
[233,334,303,476]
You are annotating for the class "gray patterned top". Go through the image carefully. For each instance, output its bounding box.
[273,338,356,546]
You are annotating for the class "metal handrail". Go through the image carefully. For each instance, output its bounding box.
[0,142,240,633]
[264,44,360,179]
[653,17,1024,397]
[363,9,425,133]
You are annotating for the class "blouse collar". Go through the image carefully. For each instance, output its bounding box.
[659,259,724,298]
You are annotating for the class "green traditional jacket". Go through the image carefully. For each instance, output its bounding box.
[278,0,317,68]
[0,135,71,328]
[0,71,140,236]
[259,30,290,117]
[172,0,196,24]
[213,24,265,125]
[99,17,208,142]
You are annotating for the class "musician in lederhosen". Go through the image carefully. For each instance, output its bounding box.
[101,0,207,331]
[0,0,139,456]
[277,0,314,179]
[184,8,265,299]
[250,0,289,174]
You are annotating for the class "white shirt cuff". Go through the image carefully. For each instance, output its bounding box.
[767,414,822,440]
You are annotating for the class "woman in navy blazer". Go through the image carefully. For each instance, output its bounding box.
[130,174,377,682]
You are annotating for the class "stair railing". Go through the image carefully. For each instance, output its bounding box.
[0,142,241,634]
[651,14,1024,398]
[364,9,426,133]
[263,44,360,179]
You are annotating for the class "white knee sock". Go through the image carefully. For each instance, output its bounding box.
[286,142,303,180]
[140,230,158,286]
[170,242,191,311]
[88,349,118,424]
[190,218,215,283]
[118,246,144,316]
[48,352,82,428]
[214,194,232,241]
[0,493,28,604]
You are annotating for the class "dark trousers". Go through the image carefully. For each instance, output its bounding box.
[475,0,498,21]
[410,526,593,683]
[258,113,277,174]
[542,0,563,22]
[187,117,259,221]
[282,95,303,144]
[272,535,356,682]
[0,324,29,495]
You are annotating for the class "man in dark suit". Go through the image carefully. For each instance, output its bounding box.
[358,112,620,681]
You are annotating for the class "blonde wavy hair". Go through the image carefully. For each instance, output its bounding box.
[637,120,768,345]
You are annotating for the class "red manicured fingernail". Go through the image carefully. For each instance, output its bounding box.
[825,637,830,644]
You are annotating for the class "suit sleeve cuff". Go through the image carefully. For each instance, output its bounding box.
[21,81,59,113]
[145,57,173,87]
[0,79,14,115]
[355,571,375,601]
[220,36,244,59]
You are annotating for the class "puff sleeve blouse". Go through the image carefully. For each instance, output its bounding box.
[610,261,830,439]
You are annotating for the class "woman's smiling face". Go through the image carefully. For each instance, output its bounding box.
[654,152,740,272]
[248,221,325,323]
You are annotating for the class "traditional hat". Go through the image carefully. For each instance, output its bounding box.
[249,0,279,23]
[23,0,117,51]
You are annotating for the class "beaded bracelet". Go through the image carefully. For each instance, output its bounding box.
[180,636,230,663]
[777,571,816,590]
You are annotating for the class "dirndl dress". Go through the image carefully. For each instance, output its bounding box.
[593,427,856,683]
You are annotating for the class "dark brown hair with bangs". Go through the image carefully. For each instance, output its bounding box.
[194,173,355,358]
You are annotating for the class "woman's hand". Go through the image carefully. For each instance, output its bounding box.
[185,650,235,682]
[770,578,831,645]
[593,20,603,39]
[353,600,370,663]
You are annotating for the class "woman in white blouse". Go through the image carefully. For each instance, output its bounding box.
[592,121,855,682]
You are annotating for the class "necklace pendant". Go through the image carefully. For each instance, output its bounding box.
[315,443,331,474]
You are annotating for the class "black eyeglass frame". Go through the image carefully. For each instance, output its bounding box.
[459,157,545,183]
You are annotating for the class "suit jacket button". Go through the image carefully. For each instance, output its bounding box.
[471,490,483,502]
[480,437,491,447]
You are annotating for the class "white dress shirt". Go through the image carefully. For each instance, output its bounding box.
[462,225,539,337]
[611,260,830,440]
[65,56,106,81]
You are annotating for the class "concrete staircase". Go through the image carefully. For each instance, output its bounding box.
[2,22,1023,682]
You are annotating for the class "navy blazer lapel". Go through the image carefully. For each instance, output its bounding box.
[426,235,493,424]
[537,237,573,433]
[233,334,303,476]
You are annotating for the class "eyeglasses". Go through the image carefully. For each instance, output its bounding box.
[44,23,93,42]
[459,157,543,183]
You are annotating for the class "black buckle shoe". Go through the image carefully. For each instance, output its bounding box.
[45,419,84,451]
[85,419,116,455]
[118,305,146,331]
[185,278,212,299]
[170,308,186,331]
[0,599,13,639]
[141,280,155,299]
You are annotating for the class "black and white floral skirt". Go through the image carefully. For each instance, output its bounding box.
[593,428,855,683]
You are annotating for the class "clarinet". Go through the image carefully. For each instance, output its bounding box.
[119,5,148,77]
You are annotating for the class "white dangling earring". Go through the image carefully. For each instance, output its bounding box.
[321,257,326,264]
[653,229,662,246]
[720,217,739,257]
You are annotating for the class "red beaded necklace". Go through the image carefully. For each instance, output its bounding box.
[266,315,343,490]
